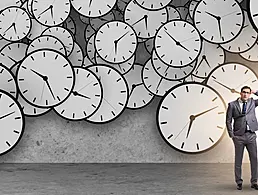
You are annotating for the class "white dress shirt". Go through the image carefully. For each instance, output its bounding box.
[238,98,250,130]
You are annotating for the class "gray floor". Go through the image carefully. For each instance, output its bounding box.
[0,163,257,195]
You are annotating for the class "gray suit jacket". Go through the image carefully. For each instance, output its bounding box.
[226,92,258,138]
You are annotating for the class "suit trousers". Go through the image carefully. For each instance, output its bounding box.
[233,131,257,185]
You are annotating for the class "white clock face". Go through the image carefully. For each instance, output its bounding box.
[95,21,137,63]
[17,94,51,117]
[0,64,17,98]
[70,0,117,18]
[26,35,66,56]
[135,0,171,10]
[206,63,258,104]
[194,0,244,44]
[0,89,25,156]
[240,42,258,62]
[0,1,22,11]
[152,49,197,81]
[54,67,103,121]
[32,0,71,27]
[157,82,226,153]
[89,11,115,31]
[124,64,154,109]
[0,42,28,70]
[142,58,182,96]
[193,40,225,78]
[220,11,258,53]
[86,64,129,123]
[42,26,74,56]
[124,0,168,38]
[249,0,258,33]
[95,52,135,75]
[155,20,202,67]
[68,42,83,67]
[0,7,31,41]
[17,49,75,108]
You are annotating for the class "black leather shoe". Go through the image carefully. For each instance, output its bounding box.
[237,184,242,190]
[251,183,258,190]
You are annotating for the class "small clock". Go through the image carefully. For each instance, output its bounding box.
[54,67,103,121]
[17,49,75,108]
[95,21,137,63]
[157,82,226,153]
[0,6,31,41]
[0,89,25,156]
[86,64,129,123]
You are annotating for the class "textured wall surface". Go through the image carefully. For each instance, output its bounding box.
[1,4,258,163]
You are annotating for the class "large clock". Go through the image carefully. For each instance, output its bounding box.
[157,82,226,153]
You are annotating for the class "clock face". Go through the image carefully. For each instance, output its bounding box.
[84,24,95,43]
[42,26,74,56]
[189,0,199,19]
[194,0,244,44]
[67,42,83,67]
[63,16,76,35]
[152,49,197,81]
[0,63,18,98]
[54,67,103,121]
[248,0,258,33]
[206,63,258,104]
[124,0,168,39]
[0,89,25,156]
[26,35,67,56]
[70,0,117,18]
[193,40,225,78]
[0,0,22,11]
[142,58,182,96]
[135,0,171,10]
[155,20,202,67]
[95,21,137,63]
[32,0,71,27]
[27,18,48,41]
[0,42,28,70]
[124,63,154,109]
[17,49,75,108]
[220,11,258,53]
[86,64,129,123]
[157,82,226,153]
[86,34,97,64]
[89,11,115,31]
[0,6,31,41]
[167,5,181,21]
[240,42,258,62]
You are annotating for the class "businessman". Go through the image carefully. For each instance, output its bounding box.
[226,86,258,190]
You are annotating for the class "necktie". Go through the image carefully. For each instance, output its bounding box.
[242,102,247,114]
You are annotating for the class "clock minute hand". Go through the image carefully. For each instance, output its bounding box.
[194,106,218,118]
[205,11,219,19]
[44,77,56,100]
[186,115,195,139]
[213,80,239,94]
[39,5,52,16]
[131,15,146,26]
[4,23,14,34]
[30,69,46,79]
[73,91,91,99]
[116,31,130,43]
[0,111,15,120]
[164,31,190,52]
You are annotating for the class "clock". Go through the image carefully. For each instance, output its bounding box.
[240,42,258,62]
[95,21,137,63]
[220,10,257,53]
[167,5,181,21]
[248,0,258,33]
[86,64,129,123]
[17,49,75,108]
[31,0,71,27]
[193,40,225,78]
[194,0,244,44]
[84,24,95,43]
[155,20,202,67]
[124,0,168,38]
[206,63,258,104]
[63,16,76,35]
[68,41,83,67]
[27,18,48,41]
[0,63,18,98]
[134,0,171,10]
[124,63,154,109]
[89,11,115,31]
[0,6,31,41]
[95,52,135,75]
[54,67,103,121]
[26,35,66,56]
[142,58,182,96]
[17,94,51,117]
[152,49,197,81]
[157,82,226,153]
[42,26,74,56]
[70,0,117,18]
[0,89,25,156]
[0,42,28,70]
[86,34,97,64]
[0,1,22,12]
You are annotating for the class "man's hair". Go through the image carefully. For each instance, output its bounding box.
[241,86,251,92]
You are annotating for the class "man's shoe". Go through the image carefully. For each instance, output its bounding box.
[237,184,242,190]
[251,183,258,190]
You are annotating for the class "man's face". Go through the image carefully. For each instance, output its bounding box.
[240,88,251,101]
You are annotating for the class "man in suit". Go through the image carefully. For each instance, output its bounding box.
[226,86,258,190]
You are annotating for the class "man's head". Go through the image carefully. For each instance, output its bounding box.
[240,86,251,101]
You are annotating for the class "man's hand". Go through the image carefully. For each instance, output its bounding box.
[251,90,257,94]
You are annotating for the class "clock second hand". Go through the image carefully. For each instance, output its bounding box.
[103,98,116,111]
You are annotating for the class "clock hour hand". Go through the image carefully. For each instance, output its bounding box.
[30,69,46,79]
[73,91,91,99]
[186,115,195,139]
[205,11,219,20]
[131,15,147,26]
[144,15,148,29]
[203,56,211,68]
[129,83,143,96]
[7,56,17,63]
[50,6,54,18]
[217,18,222,38]
[13,23,17,34]
[39,5,52,16]
[0,111,15,120]
[213,80,240,94]
[195,56,204,71]
[4,23,15,34]
[89,0,93,7]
